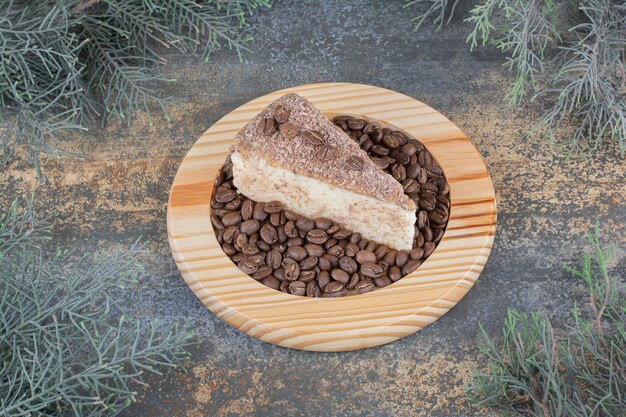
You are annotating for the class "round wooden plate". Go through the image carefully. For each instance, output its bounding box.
[168,82,496,352]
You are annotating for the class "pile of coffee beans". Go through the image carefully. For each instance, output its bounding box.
[210,116,450,297]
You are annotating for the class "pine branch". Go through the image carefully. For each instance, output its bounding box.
[0,197,194,417]
[0,0,272,179]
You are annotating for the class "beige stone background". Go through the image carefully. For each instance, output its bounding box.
[1,1,624,416]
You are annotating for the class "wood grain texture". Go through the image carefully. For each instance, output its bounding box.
[167,83,496,351]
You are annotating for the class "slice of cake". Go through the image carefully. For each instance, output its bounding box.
[230,93,416,251]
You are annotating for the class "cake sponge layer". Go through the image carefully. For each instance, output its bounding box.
[231,152,416,251]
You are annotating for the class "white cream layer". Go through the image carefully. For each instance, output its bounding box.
[231,151,415,251]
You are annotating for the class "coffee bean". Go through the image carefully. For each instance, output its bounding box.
[400,143,417,156]
[406,163,421,179]
[325,281,347,297]
[223,226,238,243]
[345,242,359,257]
[418,151,432,167]
[279,121,298,138]
[331,268,350,284]
[374,244,388,260]
[304,243,324,257]
[314,217,332,230]
[296,217,315,233]
[222,243,237,256]
[370,144,389,156]
[253,265,273,280]
[360,262,383,278]
[423,241,436,258]
[268,212,280,227]
[388,266,402,282]
[307,229,328,245]
[240,219,261,235]
[211,213,224,230]
[306,281,321,297]
[419,194,437,211]
[257,241,271,252]
[425,164,443,176]
[374,275,392,288]
[318,271,331,289]
[347,155,364,171]
[277,226,288,243]
[339,256,358,274]
[347,119,365,130]
[336,120,348,131]
[318,256,331,271]
[438,182,450,196]
[280,280,290,293]
[241,199,254,220]
[303,130,325,146]
[372,157,390,170]
[288,280,306,295]
[392,164,406,181]
[417,211,428,229]
[327,245,345,258]
[365,241,377,252]
[283,258,300,281]
[382,134,400,149]
[356,250,376,264]
[346,273,360,290]
[252,202,268,221]
[284,221,298,238]
[287,245,307,261]
[260,224,278,244]
[410,247,424,260]
[224,198,241,211]
[421,182,438,194]
[355,280,375,294]
[299,256,318,270]
[273,105,290,123]
[300,270,316,283]
[287,236,304,246]
[274,267,285,281]
[415,232,425,247]
[238,256,261,274]
[326,224,340,235]
[383,250,397,266]
[433,229,444,243]
[332,229,351,240]
[423,226,433,242]
[395,250,409,268]
[262,276,280,290]
[322,253,339,268]
[390,149,410,165]
[262,201,282,214]
[428,211,447,225]
[363,122,379,134]
[242,242,259,256]
[361,138,373,152]
[235,233,247,249]
[315,144,332,160]
[214,188,236,204]
[266,249,282,269]
[402,179,419,193]
[402,260,421,276]
[259,117,276,135]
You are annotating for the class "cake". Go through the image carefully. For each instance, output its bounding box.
[230,93,416,251]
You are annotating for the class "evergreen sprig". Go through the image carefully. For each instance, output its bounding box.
[0,196,194,416]
[0,0,271,178]
[406,0,626,157]
[467,226,626,416]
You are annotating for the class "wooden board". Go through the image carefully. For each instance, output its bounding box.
[167,83,496,352]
